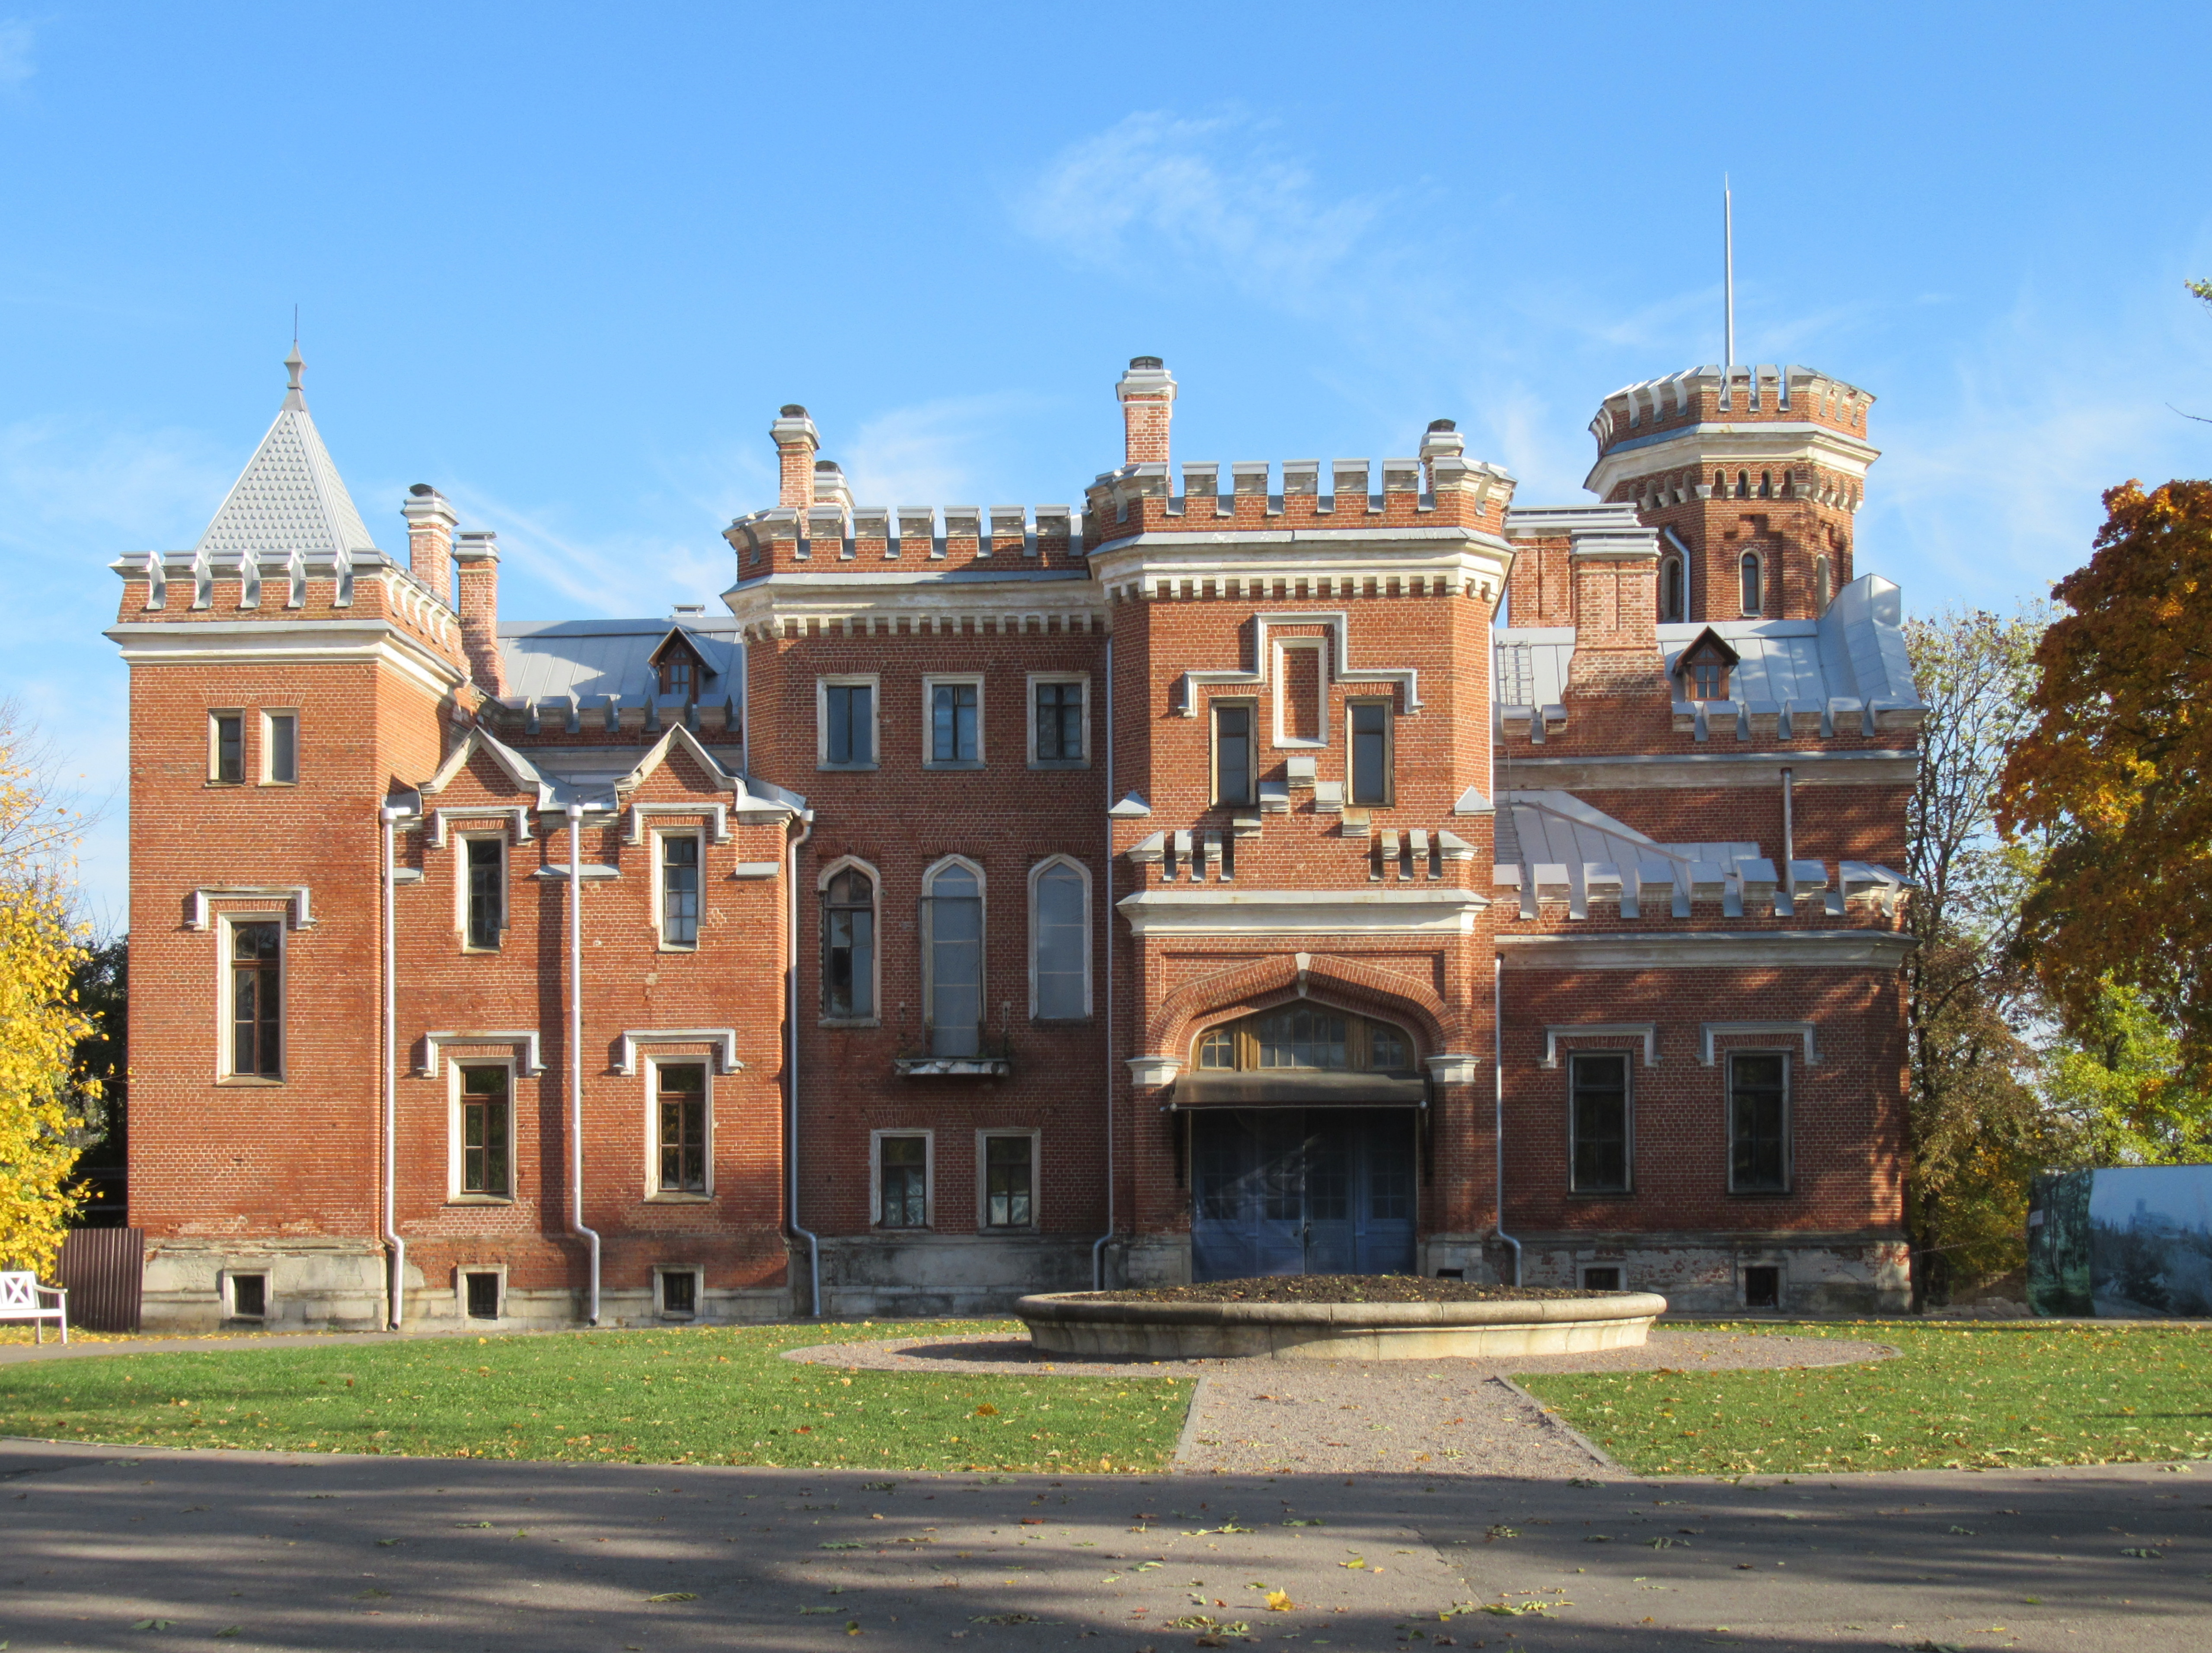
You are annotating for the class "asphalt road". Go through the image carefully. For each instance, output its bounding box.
[4,1438,2207,1652]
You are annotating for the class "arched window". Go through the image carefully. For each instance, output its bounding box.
[1758,470,1773,499]
[1029,858,1090,1020]
[1740,553,1762,615]
[1188,1006,1418,1074]
[820,862,877,1020]
[1713,469,1727,496]
[922,859,984,1056]
[1815,553,1833,612]
[1735,470,1750,499]
[1659,556,1685,623]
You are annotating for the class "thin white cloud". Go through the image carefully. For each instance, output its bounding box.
[836,393,1043,506]
[438,483,729,620]
[0,19,34,92]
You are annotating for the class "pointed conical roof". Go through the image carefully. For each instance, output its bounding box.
[193,346,379,559]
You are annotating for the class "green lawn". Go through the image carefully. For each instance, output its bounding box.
[0,1320,1191,1474]
[1518,1321,2212,1477]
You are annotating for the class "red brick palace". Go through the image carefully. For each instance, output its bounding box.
[107,349,1920,1329]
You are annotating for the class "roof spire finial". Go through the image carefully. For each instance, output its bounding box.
[284,308,306,410]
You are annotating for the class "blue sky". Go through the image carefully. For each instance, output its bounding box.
[5,2,2210,925]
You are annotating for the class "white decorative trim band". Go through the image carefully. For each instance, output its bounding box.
[1542,1023,1659,1068]
[1700,1021,1819,1066]
[419,1030,544,1078]
[1117,887,1487,938]
[1126,1055,1184,1085]
[626,803,731,844]
[187,886,315,930]
[1425,1053,1482,1084]
[1178,610,1422,716]
[421,806,533,850]
[616,1028,743,1076]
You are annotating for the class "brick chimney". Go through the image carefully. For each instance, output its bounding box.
[772,405,820,508]
[1561,518,1667,709]
[1115,356,1176,466]
[402,484,456,602]
[453,530,506,696]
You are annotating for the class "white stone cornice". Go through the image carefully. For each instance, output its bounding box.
[1495,930,1914,970]
[1085,525,1514,597]
[104,618,464,696]
[1494,749,1920,791]
[1583,422,1881,500]
[1117,886,1488,938]
[721,568,1108,638]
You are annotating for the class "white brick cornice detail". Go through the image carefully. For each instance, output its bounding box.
[1117,887,1487,938]
[187,886,315,930]
[1126,1055,1184,1085]
[616,1028,743,1076]
[1701,1021,1820,1066]
[1175,610,1423,716]
[1541,1023,1659,1068]
[418,1029,544,1078]
[1496,930,1913,970]
[1425,1053,1481,1084]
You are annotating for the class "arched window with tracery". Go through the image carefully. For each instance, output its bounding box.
[820,862,877,1020]
[1029,857,1090,1020]
[922,859,984,1056]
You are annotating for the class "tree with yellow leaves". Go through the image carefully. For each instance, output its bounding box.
[1998,479,2212,1083]
[0,703,96,1273]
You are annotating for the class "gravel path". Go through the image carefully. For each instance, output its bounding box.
[784,1329,1895,1480]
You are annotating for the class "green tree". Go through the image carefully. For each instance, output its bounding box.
[2040,978,2212,1167]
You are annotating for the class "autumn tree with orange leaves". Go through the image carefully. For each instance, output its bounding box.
[1999,480,2212,1115]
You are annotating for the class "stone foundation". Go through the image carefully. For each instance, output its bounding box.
[814,1234,1098,1317]
[1422,1230,1911,1314]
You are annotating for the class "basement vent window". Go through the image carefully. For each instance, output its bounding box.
[1744,1265,1781,1310]
[228,1273,267,1321]
[464,1271,501,1320]
[1582,1266,1623,1293]
[658,1269,699,1319]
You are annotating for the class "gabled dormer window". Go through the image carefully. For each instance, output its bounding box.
[649,630,710,702]
[1674,627,1740,703]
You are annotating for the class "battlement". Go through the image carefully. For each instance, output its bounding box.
[1589,364,1874,454]
[1082,448,1516,549]
[724,501,1082,576]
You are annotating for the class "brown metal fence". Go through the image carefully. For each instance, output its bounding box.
[57,1228,144,1333]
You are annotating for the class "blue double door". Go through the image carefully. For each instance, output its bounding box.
[1190,1107,1418,1282]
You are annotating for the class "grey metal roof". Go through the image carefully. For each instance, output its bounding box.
[1496,788,1757,874]
[497,617,744,708]
[194,351,380,559]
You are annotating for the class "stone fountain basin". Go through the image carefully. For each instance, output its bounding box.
[1014,1289,1669,1361]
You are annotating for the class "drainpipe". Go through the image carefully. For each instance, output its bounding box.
[785,811,820,1316]
[1493,956,1521,1285]
[379,804,406,1329]
[1092,634,1117,1290]
[565,803,601,1325]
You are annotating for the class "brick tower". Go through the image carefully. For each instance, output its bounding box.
[1583,364,1878,625]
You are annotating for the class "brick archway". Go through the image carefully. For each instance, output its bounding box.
[1146,951,1451,1065]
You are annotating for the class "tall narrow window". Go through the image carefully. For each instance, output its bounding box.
[1660,556,1685,622]
[1815,553,1833,612]
[1034,681,1083,762]
[465,838,504,949]
[929,681,980,764]
[1735,470,1750,499]
[823,682,873,766]
[211,713,244,784]
[822,866,876,1018]
[460,1065,511,1196]
[264,712,297,784]
[924,862,983,1056]
[1758,470,1773,499]
[229,921,282,1077]
[983,1134,1034,1229]
[1569,1052,1631,1193]
[1031,860,1087,1019]
[661,836,699,947]
[1728,1051,1790,1193]
[656,1062,708,1194]
[1349,701,1392,806]
[1213,703,1253,806]
[1740,553,1762,615]
[878,1135,928,1228]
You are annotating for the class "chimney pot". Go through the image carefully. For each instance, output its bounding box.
[400,486,458,603]
[1427,419,1457,432]
[770,406,823,508]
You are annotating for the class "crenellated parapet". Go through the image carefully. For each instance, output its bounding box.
[723,500,1082,577]
[1082,448,1515,550]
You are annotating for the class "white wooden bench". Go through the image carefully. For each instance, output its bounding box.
[0,1271,67,1343]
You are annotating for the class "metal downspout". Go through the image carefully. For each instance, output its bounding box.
[565,804,601,1325]
[379,805,405,1329]
[786,812,820,1316]
[1493,955,1520,1285]
[1092,633,1116,1289]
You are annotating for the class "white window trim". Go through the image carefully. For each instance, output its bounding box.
[643,1052,714,1201]
[447,1053,519,1204]
[1025,671,1091,768]
[870,1127,935,1231]
[921,854,987,1049]
[1210,697,1259,807]
[1344,695,1395,809]
[1565,1048,1635,1196]
[1739,548,1765,617]
[213,911,286,1083]
[920,673,986,769]
[1724,1048,1794,1195]
[259,707,300,786]
[654,1264,706,1320]
[454,1263,508,1324]
[976,1127,1042,1233]
[207,707,245,785]
[1026,855,1092,1020]
[817,854,883,1027]
[1270,638,1329,750]
[454,830,508,950]
[221,1267,270,1322]
[815,674,881,770]
[651,826,705,952]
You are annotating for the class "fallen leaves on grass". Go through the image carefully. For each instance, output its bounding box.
[972,1613,1040,1626]
[646,1592,699,1603]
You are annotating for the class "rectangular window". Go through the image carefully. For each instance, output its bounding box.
[1568,1052,1631,1193]
[463,1271,501,1320]
[465,838,504,950]
[227,1273,267,1320]
[822,681,875,767]
[1728,1051,1791,1193]
[460,1066,511,1196]
[211,712,244,784]
[878,1134,928,1228]
[1034,680,1084,763]
[928,679,981,765]
[983,1133,1034,1229]
[661,835,700,947]
[1582,1265,1624,1292]
[656,1062,708,1194]
[263,711,298,784]
[658,1269,699,1317]
[229,920,282,1077]
[1349,701,1392,806]
[1213,703,1254,806]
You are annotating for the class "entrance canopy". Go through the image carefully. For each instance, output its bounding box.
[1169,1071,1427,1108]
